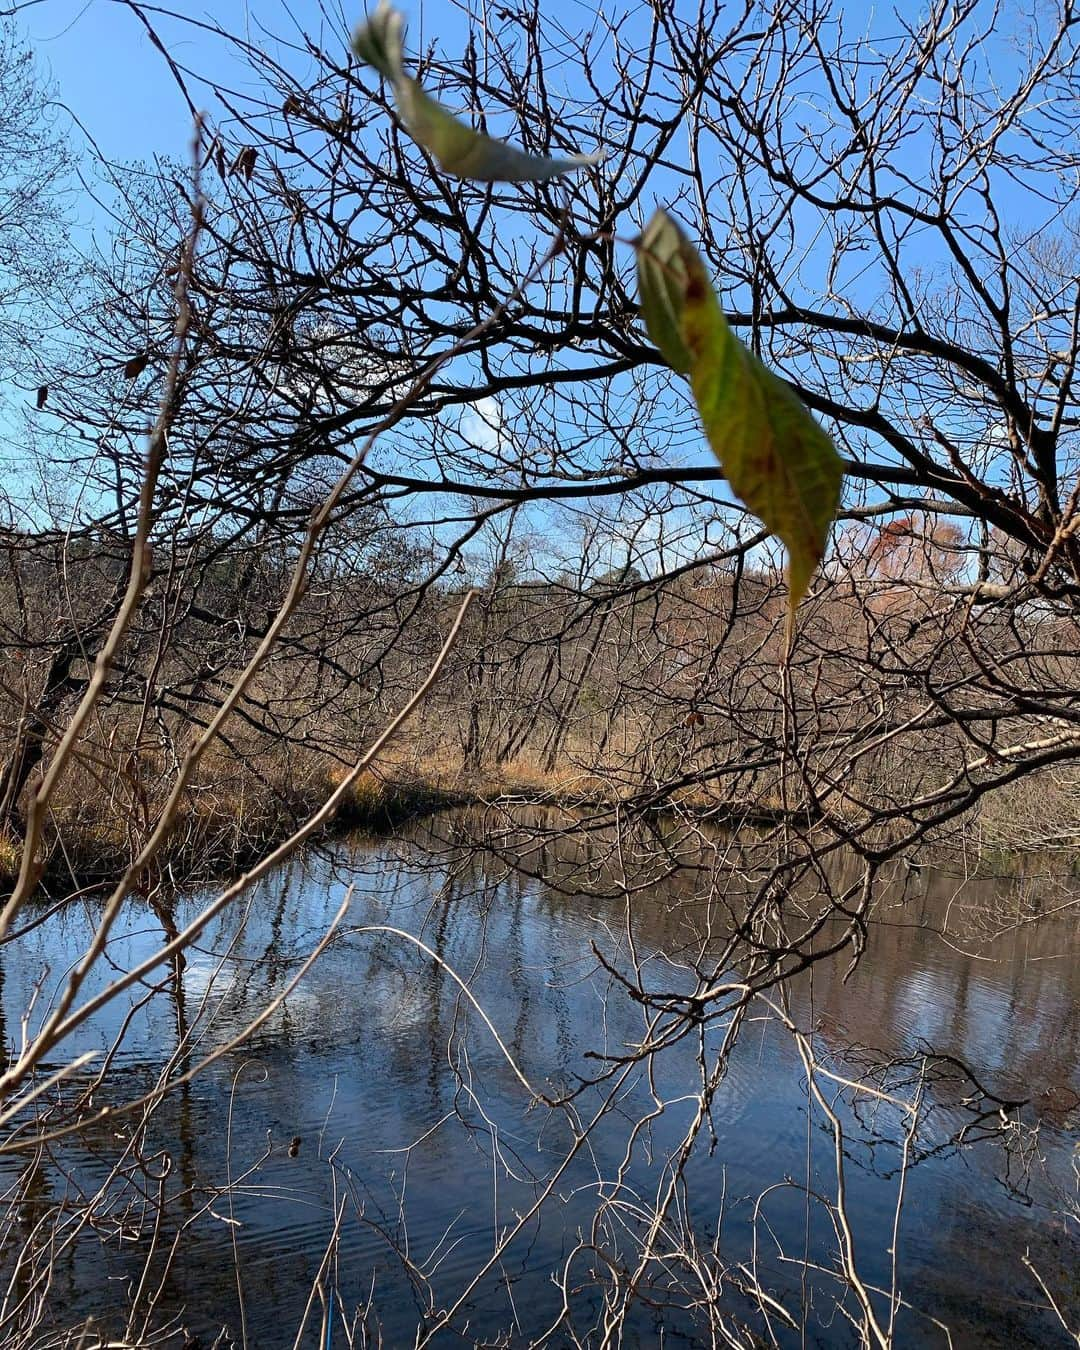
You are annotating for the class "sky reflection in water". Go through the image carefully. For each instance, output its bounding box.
[3,814,1078,1347]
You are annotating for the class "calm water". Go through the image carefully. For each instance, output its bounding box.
[2,814,1078,1347]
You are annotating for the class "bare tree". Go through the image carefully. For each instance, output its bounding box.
[0,0,1077,1344]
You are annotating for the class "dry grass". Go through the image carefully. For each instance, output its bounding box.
[4,708,1075,894]
[974,765,1080,858]
[0,831,19,884]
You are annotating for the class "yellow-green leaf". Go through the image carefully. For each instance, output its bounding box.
[635,211,692,375]
[351,0,405,81]
[352,2,601,183]
[635,210,843,613]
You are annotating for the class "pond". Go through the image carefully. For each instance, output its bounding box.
[2,812,1078,1347]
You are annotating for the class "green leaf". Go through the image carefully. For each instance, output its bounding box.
[635,212,692,375]
[635,210,843,614]
[351,0,405,82]
[352,2,602,183]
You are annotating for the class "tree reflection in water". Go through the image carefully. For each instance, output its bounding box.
[0,810,1076,1348]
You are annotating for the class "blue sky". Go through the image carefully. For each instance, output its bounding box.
[27,0,233,161]
[10,0,1065,577]
[22,0,474,164]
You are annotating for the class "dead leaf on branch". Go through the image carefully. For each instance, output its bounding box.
[230,146,258,181]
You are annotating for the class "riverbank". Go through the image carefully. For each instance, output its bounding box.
[2,744,1075,897]
[0,748,805,897]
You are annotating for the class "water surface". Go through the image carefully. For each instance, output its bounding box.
[3,815,1078,1347]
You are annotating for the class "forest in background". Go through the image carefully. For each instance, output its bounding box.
[0,0,1078,887]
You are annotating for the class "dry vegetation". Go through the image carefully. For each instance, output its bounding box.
[0,0,1077,1344]
[4,538,1076,895]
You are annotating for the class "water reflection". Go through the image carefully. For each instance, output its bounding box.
[1,813,1077,1347]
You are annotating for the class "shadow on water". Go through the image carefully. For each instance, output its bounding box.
[1,810,1078,1347]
